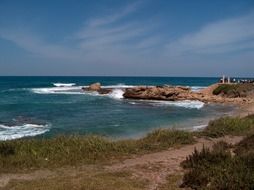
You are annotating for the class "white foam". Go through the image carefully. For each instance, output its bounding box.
[163,100,205,109]
[0,123,50,141]
[107,89,124,99]
[102,84,136,89]
[129,100,205,109]
[192,124,208,130]
[53,83,76,87]
[31,86,83,94]
[190,86,206,92]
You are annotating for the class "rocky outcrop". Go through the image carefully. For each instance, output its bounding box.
[97,88,112,94]
[82,82,112,94]
[123,86,191,101]
[88,82,101,91]
[81,82,254,105]
[123,85,254,105]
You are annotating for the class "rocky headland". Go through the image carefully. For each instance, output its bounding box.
[83,82,254,105]
[123,84,254,105]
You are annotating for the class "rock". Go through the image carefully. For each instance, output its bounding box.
[98,88,112,94]
[88,82,101,91]
[123,86,190,101]
[82,82,112,94]
[176,86,190,91]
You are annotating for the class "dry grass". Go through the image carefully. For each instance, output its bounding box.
[0,129,194,173]
[3,169,147,190]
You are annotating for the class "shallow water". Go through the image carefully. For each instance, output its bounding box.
[0,76,235,140]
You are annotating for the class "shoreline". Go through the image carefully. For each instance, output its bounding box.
[1,114,253,189]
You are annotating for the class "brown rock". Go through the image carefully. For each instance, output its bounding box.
[88,82,101,91]
[123,86,190,101]
[98,88,112,94]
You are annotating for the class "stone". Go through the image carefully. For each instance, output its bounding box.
[88,82,101,91]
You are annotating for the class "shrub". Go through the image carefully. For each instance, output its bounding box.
[203,115,254,137]
[213,83,254,97]
[235,134,254,156]
[181,140,254,190]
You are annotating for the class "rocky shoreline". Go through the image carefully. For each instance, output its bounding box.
[83,82,254,105]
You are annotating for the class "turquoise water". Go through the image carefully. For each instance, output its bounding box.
[0,77,234,140]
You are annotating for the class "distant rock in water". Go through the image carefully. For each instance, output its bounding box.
[82,82,113,94]
[88,82,101,91]
[98,88,112,94]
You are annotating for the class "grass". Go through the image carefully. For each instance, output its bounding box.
[4,170,147,190]
[0,129,194,172]
[2,114,254,189]
[202,114,254,137]
[212,83,254,97]
[157,174,183,190]
[235,134,254,155]
[0,115,253,173]
[180,138,254,190]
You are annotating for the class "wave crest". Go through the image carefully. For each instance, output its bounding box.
[128,100,205,109]
[31,86,82,94]
[108,89,124,99]
[0,123,50,141]
[53,83,76,87]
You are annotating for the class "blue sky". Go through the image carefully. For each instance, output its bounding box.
[0,0,254,76]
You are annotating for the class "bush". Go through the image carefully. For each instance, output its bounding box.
[181,140,254,190]
[203,115,254,137]
[213,83,254,97]
[235,134,254,156]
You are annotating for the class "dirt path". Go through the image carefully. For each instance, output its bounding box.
[0,136,243,190]
[105,135,243,190]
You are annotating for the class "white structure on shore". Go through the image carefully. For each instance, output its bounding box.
[221,75,231,84]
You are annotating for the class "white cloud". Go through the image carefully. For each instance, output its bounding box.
[0,29,82,60]
[166,11,254,55]
[0,1,162,62]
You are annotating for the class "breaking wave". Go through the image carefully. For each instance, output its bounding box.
[128,100,205,109]
[102,84,136,89]
[31,86,83,94]
[192,124,208,130]
[53,83,76,87]
[108,89,124,99]
[30,83,206,108]
[0,123,50,141]
[190,86,206,92]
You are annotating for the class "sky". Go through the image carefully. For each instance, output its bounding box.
[0,0,254,77]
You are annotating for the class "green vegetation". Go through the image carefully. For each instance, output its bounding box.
[181,138,254,190]
[5,170,147,190]
[0,129,194,172]
[157,174,182,190]
[235,134,254,155]
[212,83,254,97]
[203,115,254,137]
[2,115,254,189]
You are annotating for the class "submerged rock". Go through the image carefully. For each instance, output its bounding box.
[98,88,112,94]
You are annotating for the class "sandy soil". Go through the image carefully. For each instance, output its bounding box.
[105,135,243,190]
[0,135,243,190]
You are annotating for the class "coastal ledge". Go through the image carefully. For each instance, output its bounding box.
[124,83,254,105]
[83,82,254,105]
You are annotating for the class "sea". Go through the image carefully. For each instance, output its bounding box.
[0,76,235,141]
